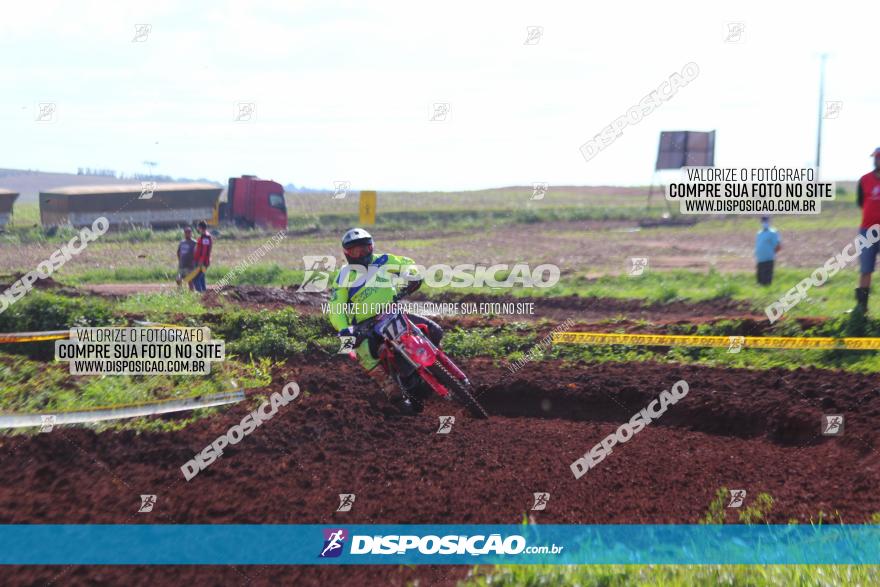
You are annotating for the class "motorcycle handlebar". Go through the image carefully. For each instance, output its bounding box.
[351,290,411,338]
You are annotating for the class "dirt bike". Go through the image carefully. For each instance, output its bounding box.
[347,293,489,419]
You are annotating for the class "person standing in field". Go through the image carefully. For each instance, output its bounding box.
[855,147,880,313]
[192,221,213,293]
[754,216,781,285]
[176,226,197,291]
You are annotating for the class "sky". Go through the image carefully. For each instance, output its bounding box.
[1,0,878,191]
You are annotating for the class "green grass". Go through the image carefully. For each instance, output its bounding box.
[0,291,324,432]
[281,204,666,234]
[56,259,858,327]
[115,291,208,320]
[443,313,880,374]
[424,266,866,321]
[7,202,40,227]
[60,263,305,287]
[0,351,273,433]
[464,564,880,586]
[213,306,336,360]
[466,484,879,587]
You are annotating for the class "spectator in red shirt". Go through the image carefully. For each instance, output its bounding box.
[192,221,212,293]
[855,147,880,313]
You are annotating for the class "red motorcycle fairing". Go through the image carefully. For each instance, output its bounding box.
[374,320,451,398]
[399,331,436,367]
[417,365,450,398]
[343,302,489,418]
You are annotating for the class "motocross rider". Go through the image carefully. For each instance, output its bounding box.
[328,228,443,412]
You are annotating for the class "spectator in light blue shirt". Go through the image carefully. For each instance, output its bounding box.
[755,216,781,285]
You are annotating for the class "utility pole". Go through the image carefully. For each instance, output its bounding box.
[815,53,828,180]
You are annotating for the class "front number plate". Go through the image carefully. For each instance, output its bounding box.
[379,313,408,339]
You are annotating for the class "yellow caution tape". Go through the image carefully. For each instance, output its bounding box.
[180,265,204,284]
[552,331,880,351]
[0,324,194,344]
[0,330,69,344]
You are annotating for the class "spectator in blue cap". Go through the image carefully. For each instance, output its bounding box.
[755,216,781,285]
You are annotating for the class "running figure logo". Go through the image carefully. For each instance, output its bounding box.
[138,494,157,513]
[727,489,746,508]
[301,256,337,292]
[234,102,256,122]
[532,492,550,511]
[140,181,157,200]
[437,416,455,434]
[336,493,356,512]
[35,103,56,123]
[338,336,357,354]
[531,182,548,201]
[39,415,56,433]
[132,24,152,42]
[524,26,544,45]
[333,181,350,199]
[823,101,843,119]
[725,22,745,43]
[430,103,450,122]
[319,528,348,558]
[629,257,648,276]
[727,336,745,353]
[822,414,844,436]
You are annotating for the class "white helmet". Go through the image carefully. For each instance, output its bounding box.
[341,228,374,265]
[341,227,373,248]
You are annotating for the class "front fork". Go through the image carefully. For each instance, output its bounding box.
[434,350,470,385]
[390,340,450,397]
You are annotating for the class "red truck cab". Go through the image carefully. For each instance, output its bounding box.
[222,175,288,230]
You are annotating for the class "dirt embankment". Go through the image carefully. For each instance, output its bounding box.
[2,355,878,586]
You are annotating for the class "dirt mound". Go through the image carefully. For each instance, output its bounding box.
[0,272,67,290]
[2,357,878,585]
[210,285,328,308]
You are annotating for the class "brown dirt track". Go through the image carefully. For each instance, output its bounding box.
[2,352,879,586]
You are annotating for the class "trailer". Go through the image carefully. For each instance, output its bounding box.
[39,183,222,229]
[0,189,19,230]
[38,176,287,230]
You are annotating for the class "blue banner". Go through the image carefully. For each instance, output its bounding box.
[1,524,878,565]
